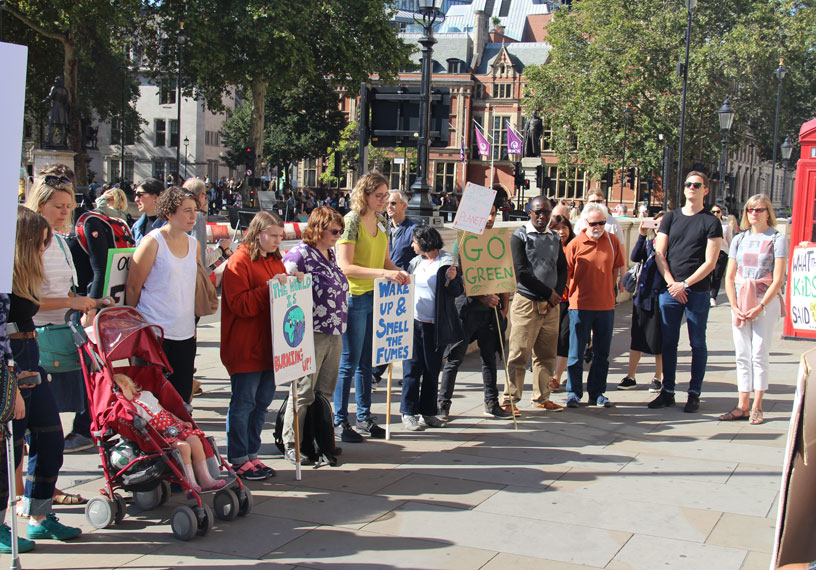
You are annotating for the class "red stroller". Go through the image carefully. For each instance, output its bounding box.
[78,306,252,540]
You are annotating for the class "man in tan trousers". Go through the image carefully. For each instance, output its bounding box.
[502,196,567,414]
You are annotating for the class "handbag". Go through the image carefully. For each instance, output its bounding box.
[36,237,86,374]
[621,262,643,294]
[195,262,219,317]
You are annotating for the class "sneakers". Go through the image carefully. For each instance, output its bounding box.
[684,392,701,413]
[710,297,717,307]
[594,395,613,408]
[0,523,35,553]
[617,376,637,390]
[566,394,580,408]
[533,400,564,412]
[648,390,676,409]
[27,514,81,541]
[419,415,445,428]
[500,403,521,416]
[231,460,268,481]
[484,401,513,419]
[648,378,663,393]
[334,421,365,443]
[250,458,276,477]
[284,448,312,465]
[356,417,386,439]
[402,414,423,431]
[63,433,94,453]
[438,402,451,422]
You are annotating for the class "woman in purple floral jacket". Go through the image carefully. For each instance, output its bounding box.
[280,207,349,463]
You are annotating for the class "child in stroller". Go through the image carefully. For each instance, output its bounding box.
[113,373,225,493]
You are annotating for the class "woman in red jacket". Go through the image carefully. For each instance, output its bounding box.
[220,211,293,480]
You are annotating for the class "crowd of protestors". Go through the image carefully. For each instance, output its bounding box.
[0,163,791,554]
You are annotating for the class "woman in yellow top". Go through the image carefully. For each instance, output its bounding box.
[333,173,409,442]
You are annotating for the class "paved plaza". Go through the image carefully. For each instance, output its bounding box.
[14,292,807,570]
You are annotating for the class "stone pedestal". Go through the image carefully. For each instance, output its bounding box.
[414,213,444,228]
[33,148,76,177]
[521,156,542,197]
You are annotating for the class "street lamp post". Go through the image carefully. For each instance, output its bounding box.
[408,0,443,220]
[770,59,786,202]
[175,24,187,180]
[183,136,189,179]
[675,0,697,209]
[717,96,735,209]
[620,107,631,204]
[780,135,793,214]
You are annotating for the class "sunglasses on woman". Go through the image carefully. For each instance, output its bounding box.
[327,228,343,236]
[43,175,72,188]
[747,207,767,214]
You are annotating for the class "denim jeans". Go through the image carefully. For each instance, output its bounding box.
[226,369,276,464]
[334,292,374,424]
[566,309,615,401]
[401,321,442,416]
[659,289,710,395]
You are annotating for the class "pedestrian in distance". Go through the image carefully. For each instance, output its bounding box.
[708,204,734,306]
[333,173,409,443]
[564,203,625,408]
[131,178,166,245]
[719,194,787,425]
[648,171,723,413]
[400,226,462,431]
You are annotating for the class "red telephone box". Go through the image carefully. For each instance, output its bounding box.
[783,117,816,339]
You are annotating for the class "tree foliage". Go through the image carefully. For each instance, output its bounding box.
[524,0,816,201]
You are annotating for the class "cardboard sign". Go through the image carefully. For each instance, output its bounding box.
[458,228,516,296]
[102,248,136,306]
[269,275,315,384]
[788,245,816,331]
[0,43,28,293]
[372,276,415,366]
[452,182,497,234]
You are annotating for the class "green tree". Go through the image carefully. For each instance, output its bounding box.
[524,0,816,207]
[3,1,142,185]
[146,0,413,174]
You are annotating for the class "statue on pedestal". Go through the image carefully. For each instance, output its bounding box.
[42,76,70,148]
[522,110,543,157]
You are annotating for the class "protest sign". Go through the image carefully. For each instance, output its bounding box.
[102,248,136,305]
[788,245,816,332]
[372,276,415,366]
[269,275,316,384]
[458,228,516,296]
[452,182,498,235]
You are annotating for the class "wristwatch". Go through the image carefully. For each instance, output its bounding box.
[682,280,689,289]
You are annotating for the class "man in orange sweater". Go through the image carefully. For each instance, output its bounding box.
[564,203,625,409]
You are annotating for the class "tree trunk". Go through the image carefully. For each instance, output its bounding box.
[63,35,88,186]
[245,77,266,206]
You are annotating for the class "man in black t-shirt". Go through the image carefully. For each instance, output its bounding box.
[648,171,723,413]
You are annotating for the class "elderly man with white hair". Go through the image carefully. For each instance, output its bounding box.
[564,202,625,408]
[386,190,417,271]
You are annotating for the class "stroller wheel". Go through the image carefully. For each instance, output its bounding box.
[158,480,172,506]
[86,496,115,529]
[237,486,253,517]
[133,487,161,511]
[195,503,214,537]
[213,488,239,521]
[170,505,198,541]
[113,493,127,524]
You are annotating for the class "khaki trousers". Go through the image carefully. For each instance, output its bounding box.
[502,295,559,406]
[282,332,342,446]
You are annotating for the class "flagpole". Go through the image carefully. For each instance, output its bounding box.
[473,119,494,189]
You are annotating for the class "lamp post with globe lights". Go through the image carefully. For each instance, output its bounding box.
[717,96,735,206]
[770,60,786,202]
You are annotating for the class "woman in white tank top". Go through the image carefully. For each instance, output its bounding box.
[126,187,200,402]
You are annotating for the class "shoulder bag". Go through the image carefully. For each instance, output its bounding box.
[195,262,219,317]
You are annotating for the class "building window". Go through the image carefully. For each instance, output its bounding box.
[155,120,166,147]
[109,159,134,183]
[494,83,513,98]
[474,83,484,99]
[492,115,510,161]
[169,119,179,148]
[303,158,318,187]
[545,166,587,199]
[152,159,165,181]
[166,159,179,178]
[159,80,176,105]
[205,130,221,146]
[207,160,219,182]
[471,116,485,159]
[433,162,457,193]
[111,119,135,146]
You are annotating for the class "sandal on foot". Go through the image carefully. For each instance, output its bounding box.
[718,407,749,421]
[53,492,88,505]
[749,409,764,425]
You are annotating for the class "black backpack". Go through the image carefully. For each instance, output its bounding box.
[274,391,340,467]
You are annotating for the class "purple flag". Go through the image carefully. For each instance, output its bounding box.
[475,127,491,159]
[507,124,523,155]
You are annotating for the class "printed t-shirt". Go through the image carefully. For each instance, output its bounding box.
[729,228,787,297]
[658,209,723,292]
[338,211,388,296]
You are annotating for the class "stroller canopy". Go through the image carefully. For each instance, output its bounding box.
[93,306,170,369]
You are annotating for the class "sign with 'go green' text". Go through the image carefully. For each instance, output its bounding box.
[457,228,516,296]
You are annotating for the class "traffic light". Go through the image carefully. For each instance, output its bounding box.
[535,165,543,189]
[604,167,613,189]
[513,162,524,189]
[244,146,256,173]
[523,178,530,190]
[626,167,636,189]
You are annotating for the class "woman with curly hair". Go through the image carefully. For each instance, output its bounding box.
[126,187,200,402]
[333,173,409,442]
